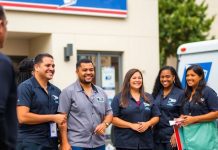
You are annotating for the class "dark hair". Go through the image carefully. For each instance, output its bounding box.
[17,58,34,84]
[0,6,6,20]
[185,64,206,103]
[152,66,182,99]
[34,53,53,65]
[120,68,149,107]
[76,59,94,69]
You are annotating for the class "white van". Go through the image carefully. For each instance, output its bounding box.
[177,39,218,93]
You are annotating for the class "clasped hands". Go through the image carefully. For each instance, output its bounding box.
[131,122,150,133]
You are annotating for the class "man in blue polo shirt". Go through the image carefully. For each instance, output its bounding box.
[0,5,18,150]
[17,53,67,150]
[58,59,113,150]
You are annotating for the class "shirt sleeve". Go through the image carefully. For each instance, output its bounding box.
[17,83,33,107]
[174,91,185,116]
[0,59,13,112]
[151,101,161,117]
[111,94,121,117]
[204,87,218,111]
[58,88,72,114]
[146,93,161,117]
[102,91,113,115]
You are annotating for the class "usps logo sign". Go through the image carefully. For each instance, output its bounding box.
[0,0,127,18]
[181,62,212,88]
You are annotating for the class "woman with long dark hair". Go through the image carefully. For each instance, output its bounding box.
[152,66,184,150]
[111,68,160,150]
[179,64,218,149]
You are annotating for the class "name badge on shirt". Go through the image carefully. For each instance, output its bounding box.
[50,123,57,138]
[97,97,105,102]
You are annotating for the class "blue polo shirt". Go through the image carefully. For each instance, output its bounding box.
[17,76,61,148]
[153,86,184,143]
[111,92,160,149]
[182,86,218,116]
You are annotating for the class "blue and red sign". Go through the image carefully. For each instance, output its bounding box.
[181,62,212,88]
[0,0,127,18]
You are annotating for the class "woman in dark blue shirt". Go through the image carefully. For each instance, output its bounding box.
[180,64,218,124]
[111,68,160,150]
[178,64,218,149]
[152,66,184,150]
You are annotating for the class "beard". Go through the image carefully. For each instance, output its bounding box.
[79,78,93,84]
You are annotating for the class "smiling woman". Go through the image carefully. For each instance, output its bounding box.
[111,68,160,150]
[152,66,184,150]
[178,64,218,149]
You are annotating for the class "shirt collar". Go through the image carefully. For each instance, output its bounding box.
[75,79,98,93]
[30,76,51,89]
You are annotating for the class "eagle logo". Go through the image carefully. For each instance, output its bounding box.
[59,0,78,8]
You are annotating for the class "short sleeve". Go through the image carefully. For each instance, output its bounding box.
[204,87,218,111]
[111,94,121,117]
[17,83,33,107]
[151,102,161,117]
[58,88,72,114]
[174,90,185,107]
[146,93,161,117]
[103,91,113,115]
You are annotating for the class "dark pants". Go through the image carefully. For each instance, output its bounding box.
[16,141,58,150]
[72,145,105,150]
[154,142,177,150]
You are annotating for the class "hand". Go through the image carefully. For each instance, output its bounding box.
[94,123,106,135]
[174,117,185,127]
[170,133,177,148]
[60,142,71,150]
[58,121,67,131]
[181,115,197,126]
[130,123,141,132]
[53,114,67,125]
[138,122,150,133]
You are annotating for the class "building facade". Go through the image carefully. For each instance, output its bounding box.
[0,0,159,96]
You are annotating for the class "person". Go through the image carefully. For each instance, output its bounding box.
[152,66,184,150]
[58,59,113,150]
[0,5,18,150]
[17,58,34,84]
[178,64,218,149]
[16,53,67,150]
[111,68,160,150]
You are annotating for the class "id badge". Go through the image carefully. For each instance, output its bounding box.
[50,122,57,138]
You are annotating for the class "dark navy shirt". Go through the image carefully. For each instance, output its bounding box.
[0,53,17,150]
[111,92,160,149]
[182,86,218,116]
[17,76,61,148]
[153,86,184,143]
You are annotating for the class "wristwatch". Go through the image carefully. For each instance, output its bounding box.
[104,122,110,128]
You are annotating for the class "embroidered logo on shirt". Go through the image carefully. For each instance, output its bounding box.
[200,97,205,102]
[96,97,105,102]
[167,98,176,106]
[143,102,150,110]
[52,95,59,104]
